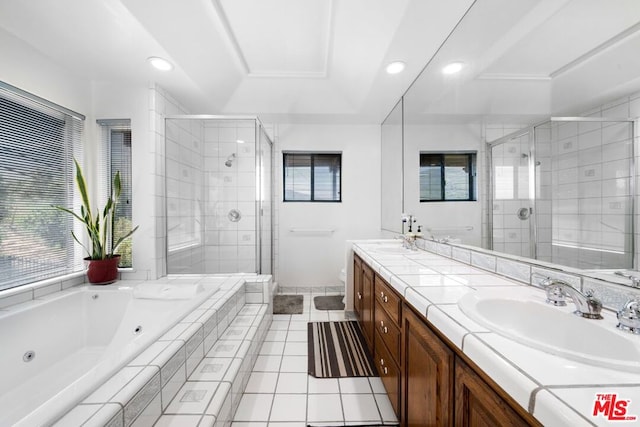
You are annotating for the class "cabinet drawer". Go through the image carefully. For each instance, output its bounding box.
[375,300,401,364]
[374,275,401,325]
[374,330,400,417]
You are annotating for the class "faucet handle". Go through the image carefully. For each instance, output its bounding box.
[582,289,603,319]
[544,283,568,306]
[617,298,640,334]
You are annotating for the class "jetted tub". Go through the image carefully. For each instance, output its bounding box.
[0,279,224,427]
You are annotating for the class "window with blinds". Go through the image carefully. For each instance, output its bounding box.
[0,82,84,291]
[97,120,133,268]
[283,152,342,202]
[419,152,477,202]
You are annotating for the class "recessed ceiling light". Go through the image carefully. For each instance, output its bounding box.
[442,62,464,75]
[147,57,173,71]
[236,139,245,144]
[385,61,406,74]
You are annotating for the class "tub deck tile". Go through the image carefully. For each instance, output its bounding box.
[53,275,271,427]
[152,341,186,387]
[84,366,143,404]
[129,341,171,367]
[116,367,160,426]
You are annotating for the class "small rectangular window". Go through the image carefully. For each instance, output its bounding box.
[420,152,476,202]
[98,120,133,267]
[283,152,341,202]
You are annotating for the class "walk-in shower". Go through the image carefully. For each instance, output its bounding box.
[164,116,273,274]
[489,117,634,270]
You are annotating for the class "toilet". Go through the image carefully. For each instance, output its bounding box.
[339,268,346,304]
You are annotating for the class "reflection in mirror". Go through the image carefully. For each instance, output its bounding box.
[381,99,404,233]
[490,118,635,270]
[386,0,640,273]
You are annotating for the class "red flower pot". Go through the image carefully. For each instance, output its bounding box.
[85,255,121,285]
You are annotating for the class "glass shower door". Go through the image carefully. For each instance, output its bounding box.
[490,131,533,258]
[258,125,273,275]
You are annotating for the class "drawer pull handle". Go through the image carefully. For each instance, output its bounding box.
[357,292,362,300]
[383,366,388,375]
[382,326,388,334]
[383,295,388,303]
[380,291,384,299]
[380,358,385,366]
[380,320,384,327]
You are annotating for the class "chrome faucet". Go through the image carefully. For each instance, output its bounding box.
[617,298,640,334]
[614,271,640,288]
[541,278,603,319]
[400,214,422,250]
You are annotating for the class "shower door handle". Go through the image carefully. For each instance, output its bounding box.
[517,207,531,220]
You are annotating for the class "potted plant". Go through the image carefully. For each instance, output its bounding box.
[54,159,138,284]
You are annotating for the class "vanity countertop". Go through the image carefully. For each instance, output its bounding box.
[351,240,640,427]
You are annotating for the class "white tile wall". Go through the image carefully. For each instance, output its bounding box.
[485,90,640,270]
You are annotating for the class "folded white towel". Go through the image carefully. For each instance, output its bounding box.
[133,282,204,300]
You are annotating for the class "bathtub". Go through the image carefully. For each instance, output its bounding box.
[0,280,223,427]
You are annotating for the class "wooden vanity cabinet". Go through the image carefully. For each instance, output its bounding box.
[353,256,540,426]
[353,254,375,349]
[374,275,403,416]
[402,304,454,427]
[353,255,363,320]
[455,359,532,427]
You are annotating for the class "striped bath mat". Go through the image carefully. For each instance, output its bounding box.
[308,321,377,378]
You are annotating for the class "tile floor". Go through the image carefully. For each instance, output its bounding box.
[231,293,399,427]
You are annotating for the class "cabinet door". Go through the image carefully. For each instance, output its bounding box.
[353,255,363,319]
[375,330,401,416]
[361,262,375,348]
[455,359,531,427]
[403,306,454,427]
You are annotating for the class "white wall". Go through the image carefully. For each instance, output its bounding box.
[0,28,91,117]
[403,123,483,245]
[276,124,382,287]
[91,82,158,279]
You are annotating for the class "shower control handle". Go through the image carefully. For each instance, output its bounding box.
[517,207,531,220]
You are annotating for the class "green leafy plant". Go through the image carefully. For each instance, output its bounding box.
[54,159,138,260]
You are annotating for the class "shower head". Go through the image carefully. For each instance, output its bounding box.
[225,153,236,167]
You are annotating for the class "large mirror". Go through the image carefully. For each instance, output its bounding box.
[382,0,640,274]
[381,99,404,233]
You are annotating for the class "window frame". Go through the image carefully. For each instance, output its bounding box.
[419,152,477,202]
[282,152,342,203]
[0,81,85,291]
[98,119,133,267]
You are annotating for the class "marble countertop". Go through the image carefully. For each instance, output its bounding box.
[351,240,640,427]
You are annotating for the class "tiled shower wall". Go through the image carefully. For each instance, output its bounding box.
[165,117,205,272]
[147,85,277,278]
[488,132,533,258]
[202,120,257,274]
[165,118,259,274]
[483,89,640,269]
[481,122,529,251]
[146,84,191,280]
[538,119,633,268]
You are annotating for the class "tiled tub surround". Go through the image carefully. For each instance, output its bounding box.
[0,274,272,427]
[350,240,640,427]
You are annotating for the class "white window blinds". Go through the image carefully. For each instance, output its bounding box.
[0,82,84,291]
[97,119,133,267]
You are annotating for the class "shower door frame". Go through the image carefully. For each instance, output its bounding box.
[164,115,274,275]
[487,116,636,269]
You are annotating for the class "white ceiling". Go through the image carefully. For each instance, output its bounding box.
[1,0,640,124]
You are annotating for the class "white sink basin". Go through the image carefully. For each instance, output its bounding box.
[360,242,413,255]
[458,287,640,372]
